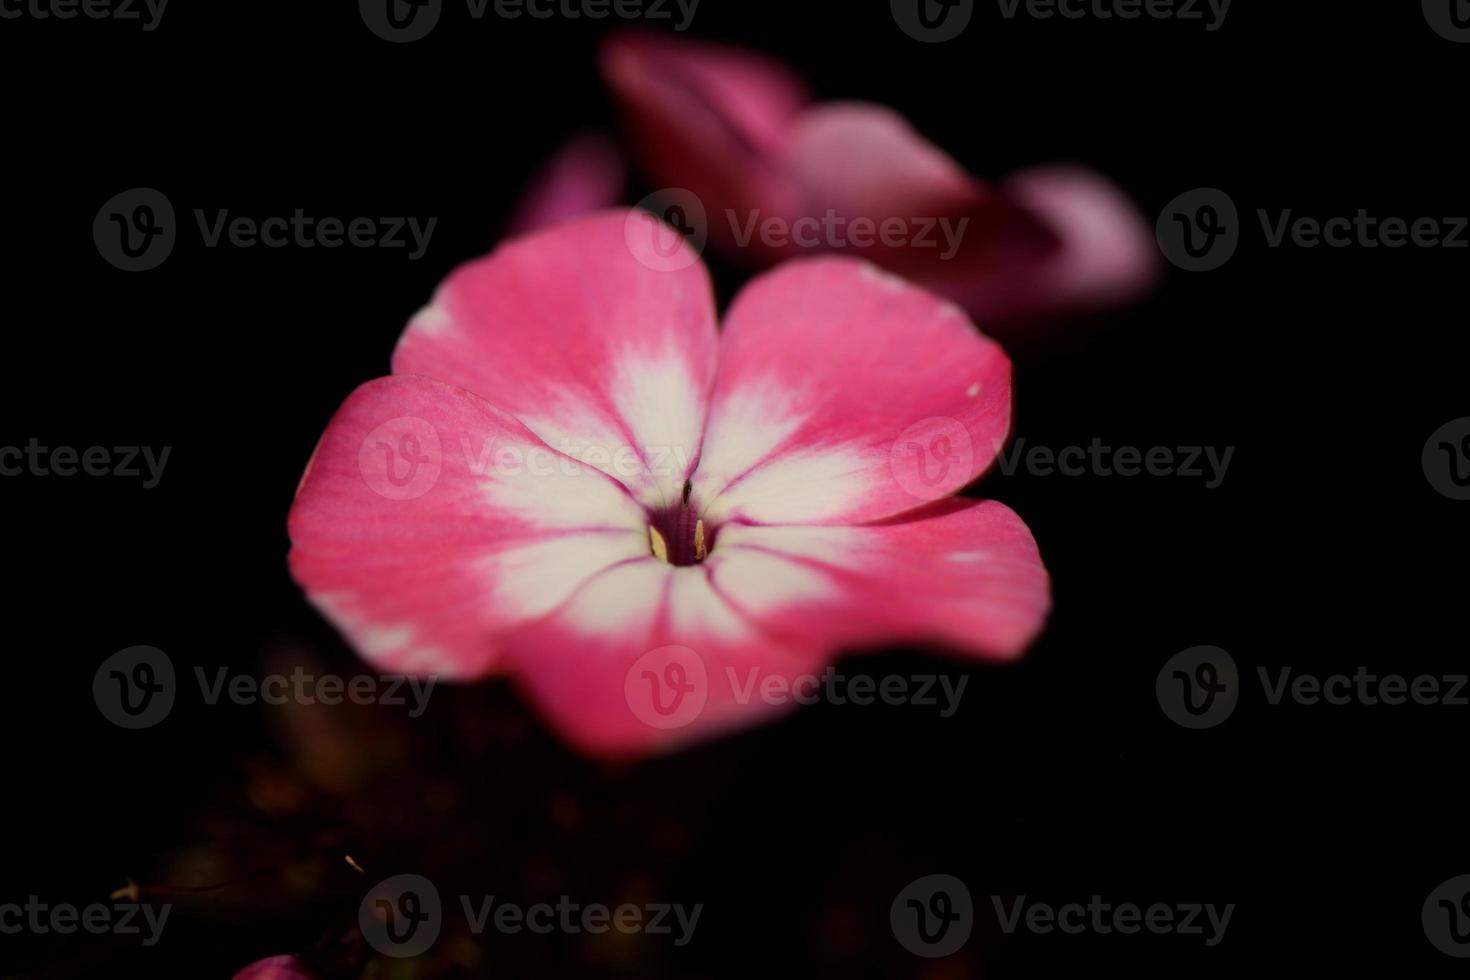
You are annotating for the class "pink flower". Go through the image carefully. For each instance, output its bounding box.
[288,210,1050,757]
[602,31,1159,335]
[234,955,312,980]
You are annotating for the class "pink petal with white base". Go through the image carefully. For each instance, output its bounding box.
[288,374,650,678]
[690,258,1011,526]
[392,211,718,512]
[710,499,1051,661]
[502,558,829,757]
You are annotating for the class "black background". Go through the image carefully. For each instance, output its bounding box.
[2,0,1466,976]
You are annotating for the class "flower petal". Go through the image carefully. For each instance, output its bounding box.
[505,134,626,236]
[502,558,828,757]
[600,30,809,248]
[234,956,313,980]
[602,33,1156,332]
[690,258,1012,526]
[784,102,1058,276]
[786,106,1157,335]
[288,374,651,678]
[392,211,719,512]
[709,499,1050,659]
[944,165,1161,330]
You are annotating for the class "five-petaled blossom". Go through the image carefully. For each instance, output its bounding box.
[288,210,1050,756]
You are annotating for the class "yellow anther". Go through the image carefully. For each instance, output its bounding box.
[649,525,669,563]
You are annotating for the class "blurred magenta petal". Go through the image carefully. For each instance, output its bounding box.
[964,165,1163,327]
[505,134,627,235]
[784,103,1058,288]
[234,956,312,980]
[602,31,1156,335]
[600,30,808,230]
[290,212,1049,757]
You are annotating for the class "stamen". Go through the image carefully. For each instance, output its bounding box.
[694,519,707,562]
[649,525,669,563]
